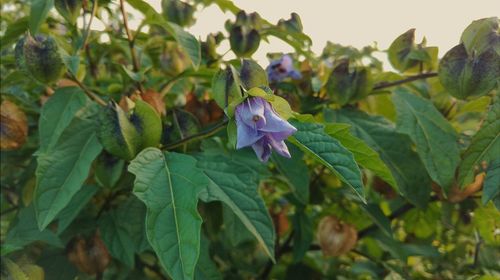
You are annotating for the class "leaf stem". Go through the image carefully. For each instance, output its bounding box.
[163,119,229,150]
[119,0,144,94]
[372,72,438,91]
[68,73,107,106]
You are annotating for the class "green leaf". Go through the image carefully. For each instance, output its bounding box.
[457,98,500,187]
[291,210,313,263]
[402,204,440,238]
[361,203,393,237]
[5,205,63,252]
[0,16,28,51]
[94,153,125,188]
[324,123,397,190]
[482,159,500,205]
[195,235,222,280]
[392,89,460,190]
[61,54,80,76]
[460,17,500,56]
[325,108,431,208]
[272,144,310,205]
[99,197,148,268]
[126,0,201,68]
[288,121,365,201]
[38,87,88,152]
[473,203,500,245]
[34,117,103,230]
[29,0,54,33]
[438,44,499,100]
[196,154,276,260]
[129,148,208,280]
[56,184,99,234]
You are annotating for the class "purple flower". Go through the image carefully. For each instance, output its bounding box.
[266,54,302,83]
[235,97,297,162]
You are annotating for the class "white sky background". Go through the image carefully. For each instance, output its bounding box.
[116,0,500,67]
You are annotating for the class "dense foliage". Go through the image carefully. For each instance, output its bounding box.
[1,1,499,279]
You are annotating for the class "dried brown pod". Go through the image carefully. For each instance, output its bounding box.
[142,89,166,116]
[432,173,485,203]
[66,231,110,275]
[184,92,223,125]
[1,100,28,150]
[317,216,358,257]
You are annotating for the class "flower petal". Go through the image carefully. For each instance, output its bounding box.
[252,137,272,162]
[236,121,263,149]
[236,97,266,128]
[260,102,297,135]
[268,136,291,158]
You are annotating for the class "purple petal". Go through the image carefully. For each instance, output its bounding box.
[236,98,267,128]
[235,119,263,149]
[280,55,293,71]
[288,70,302,80]
[260,102,297,135]
[252,137,272,162]
[268,136,291,158]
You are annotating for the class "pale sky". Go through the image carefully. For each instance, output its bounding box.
[109,0,500,66]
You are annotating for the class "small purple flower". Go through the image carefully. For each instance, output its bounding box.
[266,54,302,83]
[235,97,297,162]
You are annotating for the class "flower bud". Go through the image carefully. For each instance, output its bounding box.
[317,216,358,257]
[162,0,195,27]
[55,0,82,25]
[326,60,373,106]
[17,34,65,84]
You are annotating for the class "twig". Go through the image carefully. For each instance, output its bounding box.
[119,0,144,94]
[81,0,98,50]
[163,119,229,150]
[67,73,107,106]
[372,72,438,91]
[259,231,294,279]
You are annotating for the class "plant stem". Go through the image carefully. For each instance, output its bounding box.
[163,119,229,150]
[119,0,144,94]
[372,72,438,91]
[81,0,98,50]
[259,230,294,279]
[68,73,107,106]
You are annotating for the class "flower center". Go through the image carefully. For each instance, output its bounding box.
[252,115,261,122]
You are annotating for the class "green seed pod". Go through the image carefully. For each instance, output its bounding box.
[97,102,140,161]
[130,100,162,149]
[439,44,499,100]
[201,34,220,68]
[55,0,82,25]
[22,34,65,84]
[159,42,190,76]
[14,37,28,73]
[239,59,268,89]
[162,0,195,27]
[229,26,260,57]
[326,60,373,106]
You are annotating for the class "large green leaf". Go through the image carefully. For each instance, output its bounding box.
[5,205,63,253]
[34,117,102,230]
[361,203,393,238]
[288,121,365,201]
[324,123,397,190]
[196,154,276,260]
[30,0,54,33]
[99,197,148,268]
[392,90,460,190]
[56,184,99,234]
[194,235,222,280]
[457,98,500,187]
[482,159,500,205]
[38,87,88,152]
[129,148,208,280]
[325,108,431,208]
[272,144,310,205]
[291,210,313,263]
[126,0,201,68]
